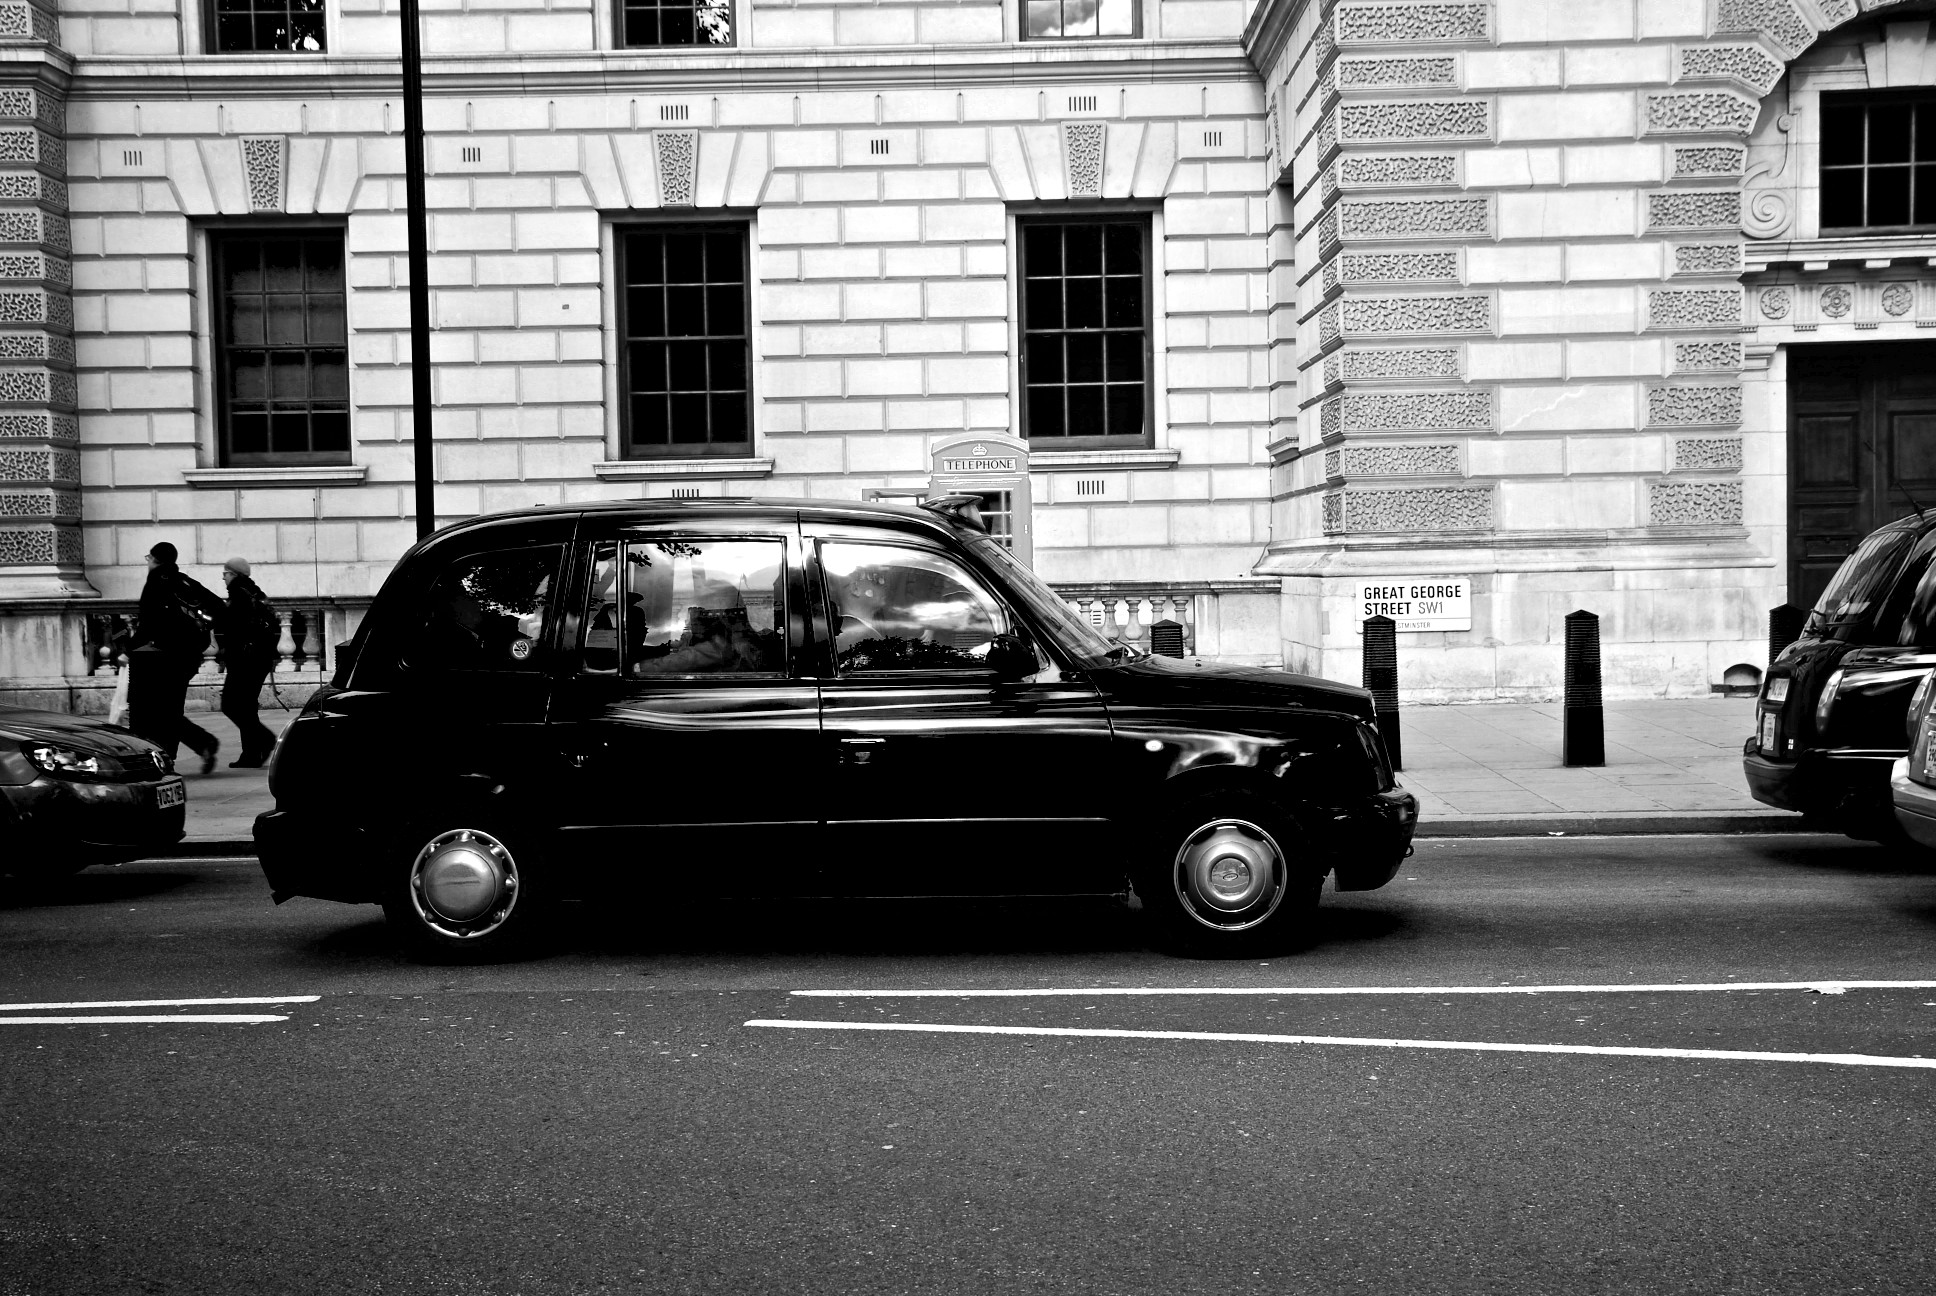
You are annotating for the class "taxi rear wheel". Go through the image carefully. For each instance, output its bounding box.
[1137,793,1321,957]
[382,824,548,962]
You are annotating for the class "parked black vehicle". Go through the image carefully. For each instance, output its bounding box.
[0,707,184,876]
[1746,512,1936,838]
[256,497,1416,958]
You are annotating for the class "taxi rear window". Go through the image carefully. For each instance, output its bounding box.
[1810,528,1917,638]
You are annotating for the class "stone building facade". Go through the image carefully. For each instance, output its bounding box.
[0,0,1932,706]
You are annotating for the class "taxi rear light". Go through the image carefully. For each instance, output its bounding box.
[1815,669,1845,736]
[1764,677,1788,704]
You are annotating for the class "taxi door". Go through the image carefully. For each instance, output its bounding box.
[547,512,824,896]
[804,522,1116,896]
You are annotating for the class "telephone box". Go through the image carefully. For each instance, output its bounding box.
[927,434,1032,567]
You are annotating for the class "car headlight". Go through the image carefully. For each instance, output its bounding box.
[26,742,106,776]
[1815,669,1845,736]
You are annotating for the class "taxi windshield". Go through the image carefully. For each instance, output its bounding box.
[963,535,1122,663]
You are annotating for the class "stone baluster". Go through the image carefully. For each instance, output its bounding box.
[1120,596,1148,649]
[274,610,298,675]
[1100,596,1122,644]
[299,608,324,672]
[199,634,222,679]
[1178,594,1197,656]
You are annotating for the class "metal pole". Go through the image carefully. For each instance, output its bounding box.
[1362,614,1402,772]
[400,0,436,540]
[1563,609,1604,768]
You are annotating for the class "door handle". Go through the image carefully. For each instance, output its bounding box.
[838,737,885,766]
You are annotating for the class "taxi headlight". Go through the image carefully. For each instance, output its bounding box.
[1815,669,1845,736]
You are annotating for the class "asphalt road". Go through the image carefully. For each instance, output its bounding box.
[2,834,1933,1295]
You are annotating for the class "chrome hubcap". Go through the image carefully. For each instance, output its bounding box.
[410,829,518,939]
[1174,818,1286,932]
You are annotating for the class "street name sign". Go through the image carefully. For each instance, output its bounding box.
[1355,578,1472,632]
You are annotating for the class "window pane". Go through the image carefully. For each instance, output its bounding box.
[821,543,1012,676]
[1064,276,1102,329]
[1066,332,1103,384]
[1098,0,1133,35]
[228,298,265,347]
[1821,173,1864,229]
[270,411,309,454]
[1104,274,1142,327]
[1917,164,1936,225]
[628,287,665,334]
[1821,102,1865,168]
[263,295,306,346]
[1028,386,1065,438]
[1870,166,1911,226]
[1919,105,1936,162]
[1024,277,1063,329]
[670,392,709,441]
[708,339,746,391]
[1024,225,1061,276]
[231,354,268,401]
[230,413,268,455]
[1103,223,1142,273]
[413,547,563,674]
[310,409,349,452]
[665,233,705,283]
[707,284,743,335]
[1104,334,1142,381]
[626,539,786,676]
[1064,225,1102,277]
[1107,385,1145,438]
[311,351,348,402]
[1026,333,1063,384]
[619,0,733,45]
[1066,386,1105,438]
[1872,110,1913,164]
[1025,0,1062,37]
[709,393,747,441]
[666,285,706,335]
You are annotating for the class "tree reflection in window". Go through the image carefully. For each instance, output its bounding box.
[620,0,734,46]
[415,547,561,673]
[584,539,785,677]
[211,0,326,52]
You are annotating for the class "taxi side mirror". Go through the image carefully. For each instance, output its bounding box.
[986,633,1037,682]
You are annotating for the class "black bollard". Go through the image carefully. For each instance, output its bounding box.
[1361,614,1402,771]
[1563,609,1604,767]
[1768,603,1805,665]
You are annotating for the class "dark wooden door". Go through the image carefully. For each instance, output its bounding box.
[1788,343,1936,611]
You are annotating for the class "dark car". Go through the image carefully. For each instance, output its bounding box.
[255,498,1416,958]
[1746,513,1936,838]
[0,707,185,877]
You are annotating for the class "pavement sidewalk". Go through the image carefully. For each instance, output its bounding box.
[168,695,1798,854]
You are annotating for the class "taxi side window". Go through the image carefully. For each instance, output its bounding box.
[1902,559,1936,647]
[820,541,1014,675]
[582,537,787,678]
[409,546,562,673]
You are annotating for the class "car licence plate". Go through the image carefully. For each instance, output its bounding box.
[1759,711,1777,755]
[154,779,185,810]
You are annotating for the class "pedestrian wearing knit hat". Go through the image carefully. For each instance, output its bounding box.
[219,556,280,767]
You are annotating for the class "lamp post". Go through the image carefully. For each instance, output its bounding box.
[399,0,436,539]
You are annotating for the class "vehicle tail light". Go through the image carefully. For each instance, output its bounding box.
[1763,676,1788,705]
[1917,709,1936,785]
[1815,669,1845,738]
[1356,723,1394,792]
[1908,671,1936,746]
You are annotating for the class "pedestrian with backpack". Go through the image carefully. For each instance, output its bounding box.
[128,541,225,773]
[218,556,281,767]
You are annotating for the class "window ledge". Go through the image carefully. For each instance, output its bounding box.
[182,465,367,488]
[593,457,775,480]
[1029,449,1181,472]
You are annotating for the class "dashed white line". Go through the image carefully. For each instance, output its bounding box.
[0,1014,290,1025]
[745,1019,1936,1070]
[789,981,1936,999]
[0,996,320,1012]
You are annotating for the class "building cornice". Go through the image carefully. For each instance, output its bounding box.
[1241,0,1311,79]
[64,45,1258,101]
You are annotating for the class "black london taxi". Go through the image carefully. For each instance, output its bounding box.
[1746,512,1936,839]
[255,497,1416,958]
[0,706,184,878]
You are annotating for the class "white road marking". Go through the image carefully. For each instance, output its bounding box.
[746,1019,1936,1070]
[0,996,320,1012]
[789,980,1936,999]
[0,1014,289,1025]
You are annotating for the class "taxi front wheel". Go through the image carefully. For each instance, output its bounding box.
[1137,793,1321,957]
[382,824,548,962]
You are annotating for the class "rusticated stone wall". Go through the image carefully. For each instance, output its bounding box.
[0,7,78,597]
